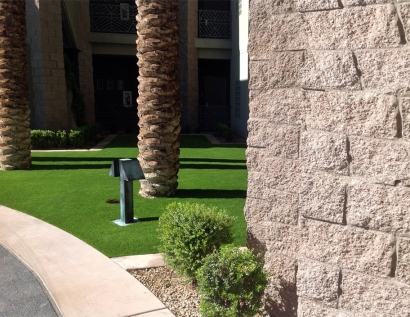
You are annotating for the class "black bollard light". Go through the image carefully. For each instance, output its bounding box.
[109,159,145,226]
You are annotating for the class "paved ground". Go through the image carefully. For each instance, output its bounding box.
[0,245,58,317]
[0,205,173,317]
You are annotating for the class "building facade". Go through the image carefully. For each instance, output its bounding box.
[25,0,249,138]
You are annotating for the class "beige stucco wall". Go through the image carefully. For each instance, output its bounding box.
[246,1,410,316]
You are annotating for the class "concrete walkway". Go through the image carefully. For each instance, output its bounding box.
[0,205,174,317]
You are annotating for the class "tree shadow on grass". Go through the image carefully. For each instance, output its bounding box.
[136,217,159,223]
[30,156,247,171]
[180,163,246,170]
[179,158,246,163]
[174,189,246,199]
[30,157,122,170]
[30,163,111,171]
[32,157,118,162]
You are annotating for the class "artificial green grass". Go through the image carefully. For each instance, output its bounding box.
[0,135,247,257]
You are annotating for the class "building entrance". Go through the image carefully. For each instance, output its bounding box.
[93,54,138,133]
[198,59,230,132]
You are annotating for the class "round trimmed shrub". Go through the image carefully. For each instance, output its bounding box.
[197,245,268,317]
[157,202,234,281]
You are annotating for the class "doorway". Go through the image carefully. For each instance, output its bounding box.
[198,59,230,132]
[93,54,138,133]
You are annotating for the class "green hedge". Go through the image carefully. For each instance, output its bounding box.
[197,246,268,317]
[30,123,102,149]
[157,202,235,281]
[217,123,233,142]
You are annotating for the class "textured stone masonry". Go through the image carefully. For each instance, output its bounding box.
[298,298,369,317]
[299,218,395,277]
[296,258,340,307]
[249,51,303,88]
[355,49,410,94]
[397,239,410,285]
[248,89,307,125]
[401,98,410,140]
[304,5,401,50]
[305,91,398,139]
[300,130,349,175]
[347,181,410,234]
[266,222,300,259]
[245,196,299,226]
[247,167,301,195]
[301,50,361,90]
[247,119,300,159]
[299,173,348,224]
[340,270,410,316]
[248,13,306,53]
[264,253,298,317]
[349,136,410,182]
[247,1,410,315]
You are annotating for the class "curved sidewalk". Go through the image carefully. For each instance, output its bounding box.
[0,205,174,317]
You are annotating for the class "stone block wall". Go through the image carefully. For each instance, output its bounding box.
[26,0,69,130]
[178,0,199,132]
[246,1,410,316]
[74,0,95,125]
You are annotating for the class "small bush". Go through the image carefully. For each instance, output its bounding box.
[55,130,68,148]
[217,123,233,142]
[68,129,84,148]
[197,245,268,317]
[30,130,56,148]
[30,130,44,148]
[157,202,235,281]
[79,123,102,143]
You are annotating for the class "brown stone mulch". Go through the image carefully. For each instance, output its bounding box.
[129,266,268,317]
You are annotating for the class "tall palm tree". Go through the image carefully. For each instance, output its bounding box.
[136,0,181,197]
[0,0,31,170]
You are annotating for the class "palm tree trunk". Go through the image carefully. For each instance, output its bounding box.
[136,0,181,197]
[0,0,31,170]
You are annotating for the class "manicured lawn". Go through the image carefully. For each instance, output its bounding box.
[0,135,247,257]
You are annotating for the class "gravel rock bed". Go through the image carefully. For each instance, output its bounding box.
[129,267,268,317]
[129,267,200,317]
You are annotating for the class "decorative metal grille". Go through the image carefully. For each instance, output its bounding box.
[199,104,230,132]
[95,104,138,132]
[90,2,137,34]
[198,10,231,39]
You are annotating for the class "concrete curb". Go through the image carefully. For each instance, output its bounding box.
[111,253,166,270]
[0,206,175,317]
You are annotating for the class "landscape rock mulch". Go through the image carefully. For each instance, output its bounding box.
[129,267,200,317]
[129,266,268,317]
